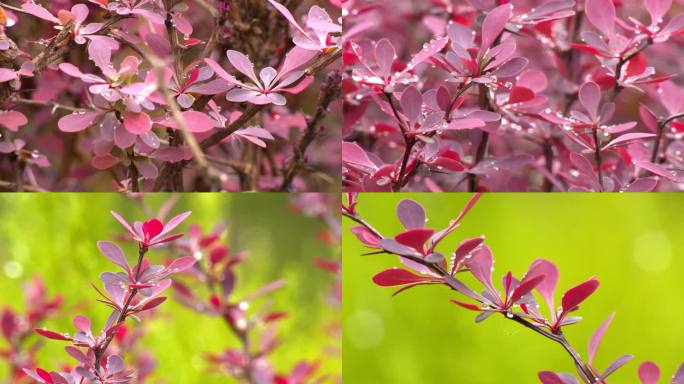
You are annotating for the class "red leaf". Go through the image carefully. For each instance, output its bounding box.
[372,268,434,286]
[36,368,54,384]
[140,297,167,311]
[507,86,535,104]
[561,278,599,312]
[450,299,482,311]
[509,274,545,304]
[34,328,70,341]
[394,228,434,251]
[263,311,289,323]
[142,218,164,239]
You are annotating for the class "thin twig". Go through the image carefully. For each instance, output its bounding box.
[278,72,341,190]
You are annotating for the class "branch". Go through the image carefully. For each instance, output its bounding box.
[278,71,341,191]
[342,206,600,383]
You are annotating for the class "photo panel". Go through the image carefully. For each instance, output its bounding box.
[0,193,340,383]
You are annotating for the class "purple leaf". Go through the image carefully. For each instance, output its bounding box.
[672,363,684,384]
[601,354,633,379]
[396,199,426,229]
[97,241,130,273]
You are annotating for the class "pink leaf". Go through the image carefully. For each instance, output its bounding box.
[0,111,28,131]
[21,3,59,23]
[0,68,16,83]
[342,141,377,171]
[645,0,672,26]
[72,316,91,334]
[603,132,655,151]
[463,245,497,295]
[91,155,121,170]
[400,86,422,123]
[405,36,448,72]
[635,161,684,183]
[226,50,259,84]
[588,312,615,365]
[538,372,566,384]
[527,259,559,315]
[58,111,102,132]
[638,361,660,384]
[165,256,197,274]
[579,81,601,120]
[122,111,152,135]
[181,111,214,133]
[479,4,513,57]
[585,0,616,38]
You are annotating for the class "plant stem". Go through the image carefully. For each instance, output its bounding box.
[383,92,415,191]
[94,247,148,372]
[592,130,604,191]
[468,84,491,192]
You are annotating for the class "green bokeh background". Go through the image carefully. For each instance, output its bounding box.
[343,193,684,383]
[0,193,340,383]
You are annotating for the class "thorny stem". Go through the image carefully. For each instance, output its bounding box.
[93,247,148,373]
[342,209,600,384]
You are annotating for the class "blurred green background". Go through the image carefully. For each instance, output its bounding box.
[343,193,684,383]
[0,193,339,383]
